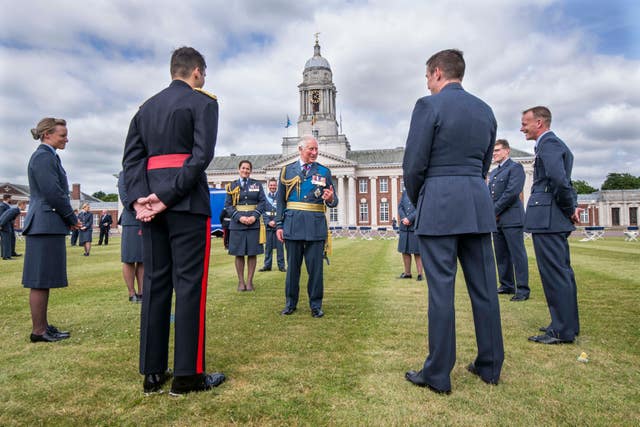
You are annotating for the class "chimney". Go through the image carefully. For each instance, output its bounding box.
[72,183,81,200]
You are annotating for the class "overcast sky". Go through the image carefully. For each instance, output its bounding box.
[1,0,638,194]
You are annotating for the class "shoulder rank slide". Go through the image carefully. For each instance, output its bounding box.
[194,88,217,100]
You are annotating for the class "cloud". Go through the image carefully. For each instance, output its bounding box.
[1,0,638,194]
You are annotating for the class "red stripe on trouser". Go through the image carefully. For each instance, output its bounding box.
[147,153,190,170]
[196,217,211,373]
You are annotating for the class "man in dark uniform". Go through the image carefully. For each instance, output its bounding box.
[259,178,286,272]
[403,49,504,394]
[122,46,225,395]
[0,195,10,255]
[276,135,338,318]
[488,139,529,301]
[0,200,26,260]
[521,106,580,345]
[97,210,113,245]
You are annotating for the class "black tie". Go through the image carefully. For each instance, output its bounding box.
[302,163,311,176]
[242,178,247,188]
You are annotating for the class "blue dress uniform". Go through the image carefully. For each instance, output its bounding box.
[0,201,12,257]
[224,178,265,256]
[0,206,20,259]
[22,144,78,288]
[524,131,579,341]
[117,171,143,264]
[122,79,218,377]
[262,189,285,270]
[397,191,419,254]
[78,210,93,244]
[98,212,113,245]
[489,158,529,298]
[276,160,338,312]
[403,82,504,391]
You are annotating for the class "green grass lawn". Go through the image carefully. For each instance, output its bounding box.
[0,236,638,426]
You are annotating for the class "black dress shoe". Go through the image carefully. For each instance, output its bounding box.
[466,363,499,385]
[11,253,22,257]
[497,288,515,294]
[538,326,580,336]
[258,267,271,272]
[511,295,529,301]
[281,307,296,315]
[2,257,12,260]
[405,370,451,394]
[528,334,574,345]
[47,324,70,339]
[311,308,324,318]
[278,267,287,272]
[30,332,61,343]
[170,372,226,396]
[399,273,412,279]
[416,274,423,281]
[143,370,173,394]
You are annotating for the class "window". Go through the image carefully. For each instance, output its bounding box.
[312,130,319,138]
[359,179,368,193]
[611,207,620,226]
[379,178,388,193]
[329,207,338,223]
[379,201,389,222]
[359,202,369,223]
[630,207,638,225]
[93,214,100,228]
[580,208,589,224]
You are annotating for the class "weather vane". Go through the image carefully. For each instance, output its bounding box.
[314,32,321,43]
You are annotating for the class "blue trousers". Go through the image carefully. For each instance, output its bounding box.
[417,233,504,391]
[493,226,529,296]
[531,232,579,340]
[263,229,285,269]
[284,239,324,310]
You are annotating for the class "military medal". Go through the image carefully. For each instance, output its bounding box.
[314,187,322,198]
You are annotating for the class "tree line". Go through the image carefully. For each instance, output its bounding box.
[573,173,640,194]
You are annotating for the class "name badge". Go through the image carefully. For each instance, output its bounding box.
[311,175,326,186]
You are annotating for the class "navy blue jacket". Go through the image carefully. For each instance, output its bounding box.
[488,158,525,228]
[0,206,20,232]
[224,178,266,231]
[262,190,279,230]
[524,131,577,233]
[403,83,497,236]
[0,202,10,217]
[276,161,338,241]
[23,144,77,235]
[122,79,218,216]
[117,171,140,226]
[397,191,417,232]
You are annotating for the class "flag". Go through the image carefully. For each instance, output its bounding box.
[285,115,292,128]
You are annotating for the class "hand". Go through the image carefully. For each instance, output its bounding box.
[276,229,284,243]
[401,218,411,226]
[322,185,334,203]
[246,216,256,225]
[135,193,167,222]
[268,220,276,228]
[570,207,581,224]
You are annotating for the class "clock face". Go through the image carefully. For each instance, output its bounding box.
[311,90,320,104]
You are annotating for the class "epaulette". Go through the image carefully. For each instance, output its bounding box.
[194,88,217,100]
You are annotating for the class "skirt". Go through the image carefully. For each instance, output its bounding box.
[121,225,143,263]
[78,228,93,244]
[398,230,420,254]
[228,228,263,256]
[22,235,68,289]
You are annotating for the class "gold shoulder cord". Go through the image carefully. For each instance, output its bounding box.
[279,166,301,201]
[225,183,240,206]
[194,88,217,100]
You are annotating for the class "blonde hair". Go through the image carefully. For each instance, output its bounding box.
[82,203,90,210]
[30,118,66,141]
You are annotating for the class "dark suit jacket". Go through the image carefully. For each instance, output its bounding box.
[224,178,266,231]
[122,79,218,216]
[276,161,338,241]
[100,214,113,230]
[403,83,497,236]
[0,202,10,217]
[23,144,77,235]
[262,191,279,230]
[397,191,417,232]
[117,171,139,226]
[0,206,20,232]
[524,131,577,233]
[488,158,525,228]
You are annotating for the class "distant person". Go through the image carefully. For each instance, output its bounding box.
[224,160,266,291]
[276,136,338,318]
[259,178,286,273]
[0,195,11,256]
[403,49,504,393]
[97,209,113,245]
[117,172,143,303]
[122,46,225,395]
[70,209,79,246]
[78,203,93,256]
[0,200,26,260]
[397,190,423,281]
[521,106,580,345]
[488,139,529,301]
[219,208,230,250]
[22,117,80,342]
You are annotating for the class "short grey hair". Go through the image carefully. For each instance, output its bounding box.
[298,135,317,149]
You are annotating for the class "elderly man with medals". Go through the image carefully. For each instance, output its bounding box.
[276,135,338,318]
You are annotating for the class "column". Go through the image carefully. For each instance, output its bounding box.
[391,176,399,224]
[370,176,378,227]
[337,175,346,226]
[348,175,356,226]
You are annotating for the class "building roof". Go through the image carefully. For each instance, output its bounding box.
[346,148,405,165]
[510,148,534,158]
[208,154,283,172]
[304,40,331,70]
[0,183,104,202]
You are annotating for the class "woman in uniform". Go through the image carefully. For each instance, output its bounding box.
[117,171,144,303]
[224,160,266,291]
[78,203,93,256]
[22,117,79,342]
[397,190,424,281]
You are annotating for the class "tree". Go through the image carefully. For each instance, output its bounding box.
[601,173,640,190]
[91,191,118,202]
[573,180,597,194]
[92,191,106,200]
